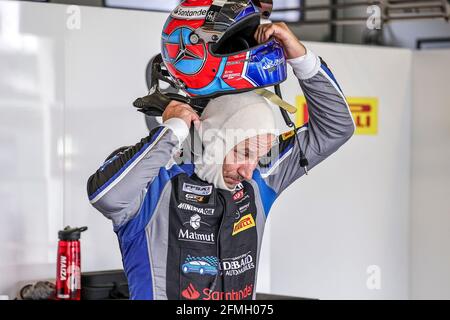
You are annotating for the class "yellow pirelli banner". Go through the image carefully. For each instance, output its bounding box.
[295,96,379,135]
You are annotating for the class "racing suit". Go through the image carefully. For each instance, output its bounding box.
[87,50,355,300]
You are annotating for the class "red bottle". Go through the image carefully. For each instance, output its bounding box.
[56,226,87,300]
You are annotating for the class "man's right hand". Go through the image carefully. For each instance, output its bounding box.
[162,100,201,129]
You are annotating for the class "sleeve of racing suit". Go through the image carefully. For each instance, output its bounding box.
[259,48,355,195]
[86,117,189,226]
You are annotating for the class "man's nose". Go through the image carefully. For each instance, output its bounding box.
[238,163,256,180]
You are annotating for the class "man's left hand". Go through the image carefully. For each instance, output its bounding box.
[254,22,306,59]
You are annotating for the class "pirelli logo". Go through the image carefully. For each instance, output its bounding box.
[347,98,378,135]
[232,214,256,236]
[295,96,379,136]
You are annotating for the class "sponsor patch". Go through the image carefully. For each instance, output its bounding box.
[235,183,244,191]
[232,214,256,236]
[180,251,255,278]
[171,5,209,20]
[234,202,250,220]
[181,255,219,276]
[183,183,213,196]
[222,251,255,277]
[232,183,248,202]
[178,229,215,244]
[181,283,253,300]
[181,283,200,300]
[232,190,244,201]
[182,214,211,230]
[235,194,249,205]
[238,202,250,213]
[295,96,378,135]
[262,57,285,72]
[281,130,295,141]
[178,203,214,215]
[185,193,207,204]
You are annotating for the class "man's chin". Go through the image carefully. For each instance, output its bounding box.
[225,182,237,189]
[224,178,240,189]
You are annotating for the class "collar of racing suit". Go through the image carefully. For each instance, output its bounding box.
[193,91,277,191]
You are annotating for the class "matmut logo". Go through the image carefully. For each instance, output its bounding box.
[232,214,256,236]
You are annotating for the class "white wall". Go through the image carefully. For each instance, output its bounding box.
[61,1,167,273]
[266,44,412,299]
[0,0,449,300]
[411,50,450,299]
[0,1,66,298]
[0,0,164,298]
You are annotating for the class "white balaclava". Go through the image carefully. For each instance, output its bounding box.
[194,91,277,191]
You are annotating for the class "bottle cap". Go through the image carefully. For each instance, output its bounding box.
[58,226,88,241]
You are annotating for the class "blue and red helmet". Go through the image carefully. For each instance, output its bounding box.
[160,0,287,98]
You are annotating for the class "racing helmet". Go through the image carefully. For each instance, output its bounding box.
[160,0,287,98]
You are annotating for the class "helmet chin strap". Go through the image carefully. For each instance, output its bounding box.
[264,84,309,175]
[254,88,297,114]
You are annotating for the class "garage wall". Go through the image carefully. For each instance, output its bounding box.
[0,1,66,298]
[267,43,412,299]
[410,50,450,299]
[0,0,447,300]
[0,0,162,298]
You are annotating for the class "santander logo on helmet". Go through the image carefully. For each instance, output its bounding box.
[161,0,287,99]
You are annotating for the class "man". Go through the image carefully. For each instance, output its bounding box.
[87,23,355,300]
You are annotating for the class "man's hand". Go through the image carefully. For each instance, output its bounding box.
[254,22,306,59]
[162,100,200,129]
